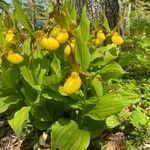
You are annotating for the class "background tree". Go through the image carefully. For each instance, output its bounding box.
[56,0,120,30]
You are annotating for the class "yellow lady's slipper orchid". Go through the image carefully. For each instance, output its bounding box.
[40,37,59,50]
[56,29,69,44]
[96,30,106,44]
[111,32,124,45]
[50,25,61,37]
[6,51,24,64]
[5,30,15,43]
[63,72,81,95]
[64,45,71,56]
[64,42,74,56]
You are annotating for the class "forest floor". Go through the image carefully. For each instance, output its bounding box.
[0,113,150,150]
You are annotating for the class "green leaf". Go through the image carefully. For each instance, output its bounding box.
[32,119,52,130]
[30,98,66,122]
[8,106,30,137]
[91,44,118,63]
[21,66,36,88]
[43,55,62,88]
[83,117,107,138]
[31,103,53,121]
[51,119,90,150]
[0,67,20,90]
[21,65,46,91]
[130,109,148,128]
[101,44,119,65]
[119,109,132,119]
[21,83,38,105]
[85,89,140,120]
[102,13,111,32]
[75,6,90,71]
[64,0,76,21]
[32,44,43,59]
[13,0,34,34]
[21,37,31,55]
[43,74,62,89]
[0,95,20,113]
[99,62,125,80]
[106,115,120,128]
[36,66,46,86]
[91,78,103,98]
[51,54,61,74]
[42,89,69,103]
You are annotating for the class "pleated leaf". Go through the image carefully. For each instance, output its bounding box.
[51,120,90,150]
[21,65,46,91]
[75,6,90,71]
[99,62,125,80]
[85,90,140,120]
[91,78,103,98]
[8,106,30,137]
[106,115,120,128]
[0,95,20,113]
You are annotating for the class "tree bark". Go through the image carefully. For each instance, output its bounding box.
[55,0,120,30]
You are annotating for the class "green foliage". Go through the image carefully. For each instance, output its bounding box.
[98,62,125,80]
[0,1,143,149]
[75,6,90,71]
[51,119,90,150]
[64,0,76,22]
[21,65,46,91]
[0,95,20,113]
[13,0,34,34]
[102,13,111,32]
[8,106,30,137]
[91,78,103,98]
[106,115,120,128]
[130,108,148,127]
[85,89,139,120]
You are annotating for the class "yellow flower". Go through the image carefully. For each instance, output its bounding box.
[96,30,106,44]
[5,30,15,43]
[111,32,124,45]
[40,37,59,50]
[64,42,74,56]
[56,29,69,44]
[63,72,81,95]
[64,45,71,56]
[62,29,69,39]
[50,25,61,37]
[6,51,24,64]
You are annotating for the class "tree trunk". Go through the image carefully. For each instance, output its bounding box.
[118,0,131,36]
[55,0,120,30]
